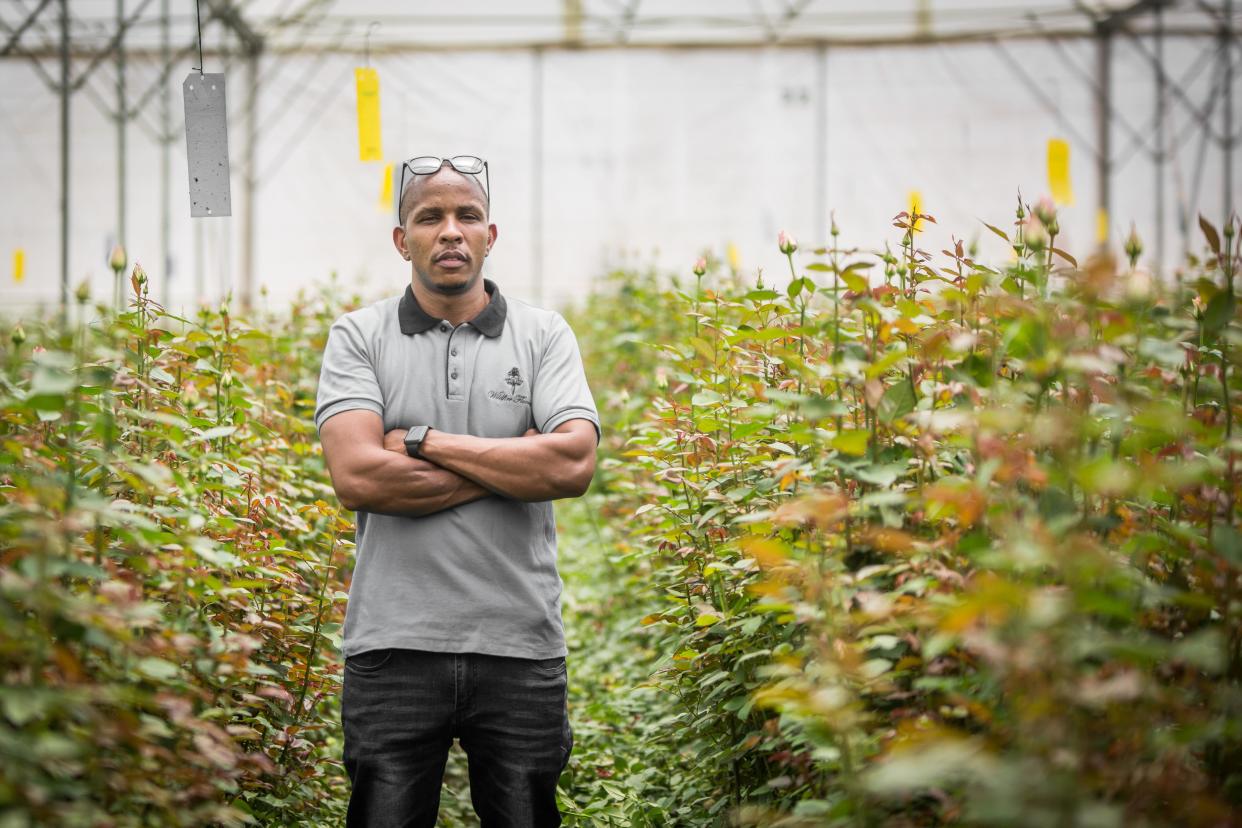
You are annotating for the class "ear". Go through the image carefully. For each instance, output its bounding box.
[486,222,498,256]
[392,225,409,260]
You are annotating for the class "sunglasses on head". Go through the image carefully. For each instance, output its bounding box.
[398,155,490,220]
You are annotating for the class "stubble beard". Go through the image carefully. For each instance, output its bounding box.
[414,264,481,296]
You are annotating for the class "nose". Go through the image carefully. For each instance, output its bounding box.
[439,217,464,243]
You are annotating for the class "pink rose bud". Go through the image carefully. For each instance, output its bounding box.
[693,257,707,277]
[778,230,797,255]
[1022,214,1049,252]
[130,262,148,295]
[109,244,127,274]
[1034,197,1057,229]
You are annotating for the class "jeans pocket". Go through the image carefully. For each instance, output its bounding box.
[530,655,567,677]
[560,717,574,772]
[346,647,394,674]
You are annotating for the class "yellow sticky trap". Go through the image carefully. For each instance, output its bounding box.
[355,67,383,162]
[726,242,740,271]
[12,249,24,283]
[379,162,393,211]
[909,190,924,233]
[1047,139,1074,206]
[1096,208,1109,244]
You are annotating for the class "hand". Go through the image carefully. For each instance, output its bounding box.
[383,428,409,455]
[523,428,539,437]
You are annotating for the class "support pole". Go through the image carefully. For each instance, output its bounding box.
[240,49,257,312]
[813,43,827,239]
[116,0,126,312]
[160,0,170,303]
[1223,0,1234,224]
[59,0,69,318]
[194,212,204,305]
[531,47,544,307]
[1096,23,1113,247]
[1155,3,1166,273]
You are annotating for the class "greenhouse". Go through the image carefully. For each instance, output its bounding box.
[1,1,1240,826]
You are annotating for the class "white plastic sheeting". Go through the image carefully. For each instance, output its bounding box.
[1,35,1238,315]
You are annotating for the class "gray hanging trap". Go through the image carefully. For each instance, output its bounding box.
[183,72,232,217]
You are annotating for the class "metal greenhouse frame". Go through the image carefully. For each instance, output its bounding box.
[0,0,1236,313]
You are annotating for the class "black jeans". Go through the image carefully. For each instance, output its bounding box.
[342,648,573,828]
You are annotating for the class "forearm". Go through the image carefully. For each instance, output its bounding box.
[419,429,594,502]
[333,449,491,516]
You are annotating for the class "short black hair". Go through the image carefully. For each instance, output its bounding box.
[398,164,489,226]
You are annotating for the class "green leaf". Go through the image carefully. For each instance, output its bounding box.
[832,430,869,456]
[864,740,993,794]
[1175,627,1224,674]
[855,462,907,488]
[0,690,51,726]
[1051,247,1078,268]
[29,370,75,398]
[860,658,892,678]
[1199,214,1222,255]
[149,366,177,385]
[877,381,915,424]
[1138,337,1187,368]
[1202,290,1235,333]
[136,657,180,681]
[841,271,870,293]
[787,277,811,298]
[1211,524,1242,566]
[981,220,1009,242]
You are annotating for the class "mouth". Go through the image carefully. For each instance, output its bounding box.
[434,250,469,269]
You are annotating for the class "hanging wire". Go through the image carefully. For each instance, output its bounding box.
[193,0,204,75]
[364,20,380,66]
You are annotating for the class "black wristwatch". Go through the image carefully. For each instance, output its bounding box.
[404,425,431,458]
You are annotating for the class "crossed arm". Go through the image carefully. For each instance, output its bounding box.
[319,409,597,516]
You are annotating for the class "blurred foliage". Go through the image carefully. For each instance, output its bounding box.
[2,201,1240,827]
[559,205,1242,827]
[0,274,360,826]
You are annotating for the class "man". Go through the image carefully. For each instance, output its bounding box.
[314,155,600,827]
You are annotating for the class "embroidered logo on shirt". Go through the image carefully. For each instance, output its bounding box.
[489,366,530,405]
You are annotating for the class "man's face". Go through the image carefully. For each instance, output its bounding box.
[392,166,497,296]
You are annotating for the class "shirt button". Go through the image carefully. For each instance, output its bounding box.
[451,371,458,379]
[451,348,458,356]
[440,323,449,332]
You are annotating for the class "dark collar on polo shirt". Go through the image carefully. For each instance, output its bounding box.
[398,278,507,338]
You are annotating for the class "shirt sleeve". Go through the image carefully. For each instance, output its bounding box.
[532,313,601,443]
[315,314,385,431]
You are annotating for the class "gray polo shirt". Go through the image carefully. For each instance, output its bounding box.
[314,279,600,660]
